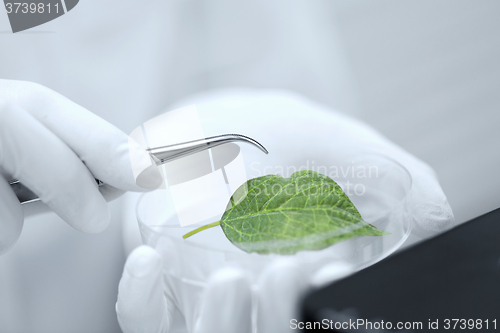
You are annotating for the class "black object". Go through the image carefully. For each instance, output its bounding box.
[301,208,500,332]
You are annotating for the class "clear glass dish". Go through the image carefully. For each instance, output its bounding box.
[136,149,412,332]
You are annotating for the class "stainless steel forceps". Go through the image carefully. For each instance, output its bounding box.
[9,134,268,204]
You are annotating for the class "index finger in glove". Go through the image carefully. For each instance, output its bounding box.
[0,103,110,233]
[1,79,162,191]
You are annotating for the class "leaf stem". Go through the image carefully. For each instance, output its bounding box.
[182,221,221,239]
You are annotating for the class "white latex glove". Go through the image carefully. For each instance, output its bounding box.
[0,79,163,255]
[117,89,455,333]
[117,246,353,333]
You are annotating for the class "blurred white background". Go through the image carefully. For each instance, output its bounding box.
[1,1,499,332]
[330,1,500,224]
[1,0,498,224]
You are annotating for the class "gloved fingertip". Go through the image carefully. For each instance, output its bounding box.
[310,262,354,289]
[125,245,162,279]
[205,267,252,296]
[257,259,305,304]
[266,257,300,271]
[403,166,456,238]
[135,158,163,190]
[258,258,305,287]
[409,190,456,239]
[128,139,163,190]
[209,266,248,284]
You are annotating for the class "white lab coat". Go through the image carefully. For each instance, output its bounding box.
[0,1,356,332]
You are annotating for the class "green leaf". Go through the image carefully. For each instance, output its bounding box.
[183,170,388,255]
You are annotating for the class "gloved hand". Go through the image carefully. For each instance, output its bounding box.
[116,89,455,333]
[117,245,353,333]
[0,79,162,255]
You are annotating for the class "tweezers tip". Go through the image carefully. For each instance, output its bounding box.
[230,134,268,155]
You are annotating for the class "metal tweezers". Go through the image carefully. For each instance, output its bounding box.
[9,134,268,204]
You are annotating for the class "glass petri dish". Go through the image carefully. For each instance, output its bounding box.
[136,150,412,331]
